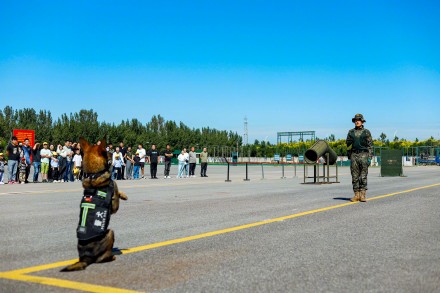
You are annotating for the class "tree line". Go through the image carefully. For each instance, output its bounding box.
[1,106,438,157]
[242,134,440,158]
[0,106,242,151]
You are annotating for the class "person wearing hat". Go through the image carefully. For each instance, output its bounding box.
[133,150,141,179]
[50,151,60,182]
[346,114,373,202]
[40,142,52,183]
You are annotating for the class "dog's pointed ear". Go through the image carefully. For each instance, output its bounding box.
[99,138,107,150]
[80,137,90,152]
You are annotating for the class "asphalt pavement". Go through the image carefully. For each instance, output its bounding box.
[1,165,439,292]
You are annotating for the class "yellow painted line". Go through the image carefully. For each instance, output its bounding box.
[123,202,356,254]
[1,182,439,293]
[0,272,142,293]
[367,182,440,201]
[4,181,439,275]
[5,259,79,275]
[122,183,440,253]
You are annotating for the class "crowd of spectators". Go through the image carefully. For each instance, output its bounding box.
[0,136,209,184]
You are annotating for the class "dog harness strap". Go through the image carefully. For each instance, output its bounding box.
[83,169,108,180]
[76,180,114,240]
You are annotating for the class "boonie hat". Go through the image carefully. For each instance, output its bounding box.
[52,151,58,156]
[0,153,3,156]
[43,142,48,145]
[352,113,366,123]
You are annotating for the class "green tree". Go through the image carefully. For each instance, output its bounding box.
[379,132,387,143]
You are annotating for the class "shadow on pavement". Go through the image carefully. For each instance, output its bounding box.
[333,197,352,201]
[112,247,124,255]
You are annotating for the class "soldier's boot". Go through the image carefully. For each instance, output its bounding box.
[360,190,367,202]
[351,191,360,202]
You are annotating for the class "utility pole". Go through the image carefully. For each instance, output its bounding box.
[244,116,248,146]
[244,116,250,161]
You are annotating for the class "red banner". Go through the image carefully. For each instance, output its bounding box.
[13,129,35,147]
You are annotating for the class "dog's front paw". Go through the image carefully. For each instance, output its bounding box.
[119,191,128,200]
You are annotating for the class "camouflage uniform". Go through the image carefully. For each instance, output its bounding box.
[346,115,373,194]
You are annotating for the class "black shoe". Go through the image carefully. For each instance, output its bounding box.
[204,175,208,177]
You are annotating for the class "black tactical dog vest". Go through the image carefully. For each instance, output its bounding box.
[76,181,113,241]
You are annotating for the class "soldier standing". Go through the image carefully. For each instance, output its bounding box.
[346,114,373,202]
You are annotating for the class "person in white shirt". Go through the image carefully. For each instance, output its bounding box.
[59,140,73,182]
[72,149,82,181]
[177,151,186,178]
[183,148,189,178]
[112,151,125,180]
[51,151,60,182]
[137,144,146,179]
[112,147,122,161]
[40,142,52,183]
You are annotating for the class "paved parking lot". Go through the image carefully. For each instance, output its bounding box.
[1,165,440,292]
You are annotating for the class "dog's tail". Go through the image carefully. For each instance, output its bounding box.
[60,258,93,272]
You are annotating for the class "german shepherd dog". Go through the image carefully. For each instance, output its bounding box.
[61,138,127,271]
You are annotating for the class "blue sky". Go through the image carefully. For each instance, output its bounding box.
[1,0,439,143]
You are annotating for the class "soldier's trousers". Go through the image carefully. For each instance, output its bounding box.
[350,152,369,192]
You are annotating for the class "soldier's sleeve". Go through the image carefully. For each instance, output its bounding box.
[366,129,373,157]
[346,130,353,147]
